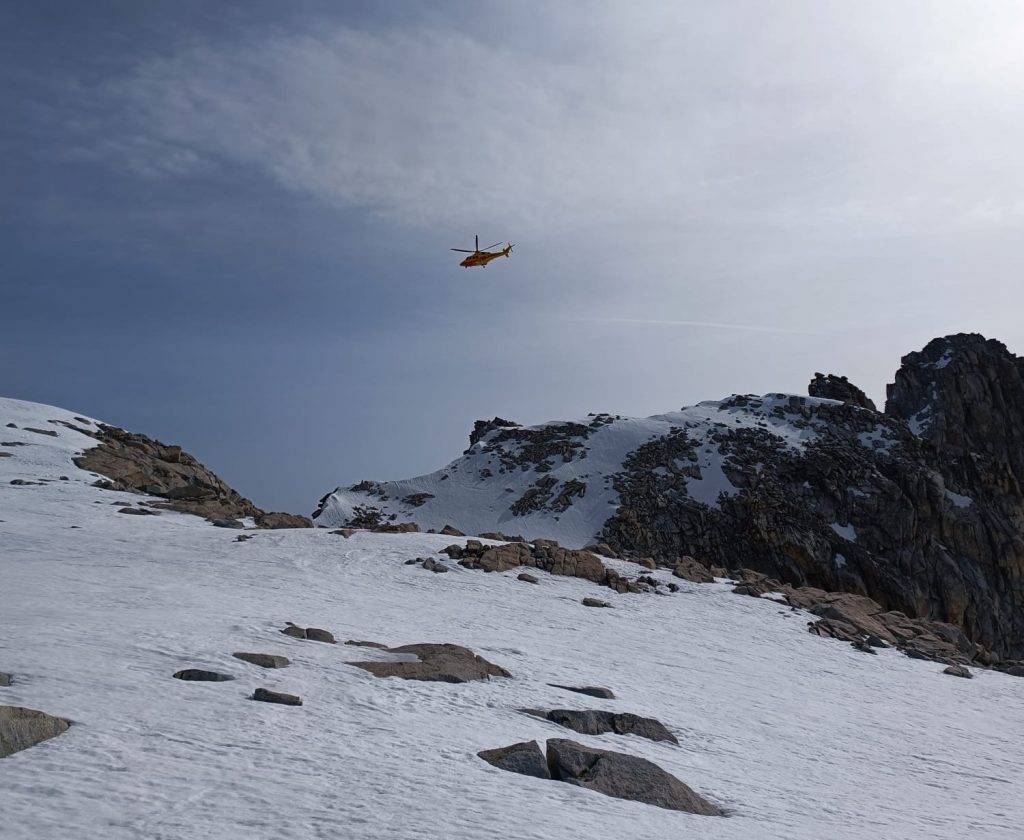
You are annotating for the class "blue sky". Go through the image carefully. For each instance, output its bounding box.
[4,1,1024,514]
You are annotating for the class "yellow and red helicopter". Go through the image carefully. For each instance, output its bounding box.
[451,235,514,268]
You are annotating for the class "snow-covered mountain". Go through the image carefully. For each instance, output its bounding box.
[315,335,1024,662]
[4,394,1024,839]
[314,393,831,545]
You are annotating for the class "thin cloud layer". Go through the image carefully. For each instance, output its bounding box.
[75,2,1024,239]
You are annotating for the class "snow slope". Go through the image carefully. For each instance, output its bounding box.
[315,394,849,545]
[2,397,1023,839]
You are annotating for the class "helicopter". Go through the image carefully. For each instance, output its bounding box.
[451,235,514,268]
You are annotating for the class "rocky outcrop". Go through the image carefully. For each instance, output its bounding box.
[233,652,290,669]
[546,739,722,815]
[347,643,511,683]
[524,709,678,744]
[74,424,311,528]
[253,688,302,706]
[547,684,615,699]
[0,706,71,758]
[173,669,234,682]
[478,740,551,779]
[809,373,877,411]
[466,417,520,452]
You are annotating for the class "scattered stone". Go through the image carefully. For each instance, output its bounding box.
[0,673,11,687]
[518,572,539,584]
[173,669,234,682]
[546,739,722,815]
[305,628,336,644]
[440,524,465,536]
[330,528,358,538]
[851,639,877,655]
[117,507,160,516]
[548,684,615,699]
[582,597,611,608]
[637,557,657,570]
[1004,665,1024,677]
[943,665,973,678]
[5,423,16,428]
[348,643,511,683]
[9,479,39,486]
[233,652,290,669]
[253,688,302,706]
[478,740,551,779]
[281,625,307,639]
[235,534,254,542]
[526,709,677,744]
[210,518,245,528]
[422,558,449,573]
[0,706,71,758]
[583,542,619,558]
[732,584,762,597]
[344,640,389,649]
[0,452,10,458]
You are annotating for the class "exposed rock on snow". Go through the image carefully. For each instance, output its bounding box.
[253,688,302,706]
[524,709,678,744]
[0,706,71,758]
[347,643,511,683]
[517,572,538,584]
[477,740,551,779]
[172,669,234,682]
[582,597,611,608]
[73,423,311,528]
[233,653,290,669]
[942,665,972,679]
[548,684,615,699]
[0,673,11,687]
[546,739,723,815]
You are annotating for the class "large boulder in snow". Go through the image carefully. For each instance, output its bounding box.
[546,739,722,815]
[525,709,678,744]
[347,643,510,683]
[0,706,71,758]
[477,740,550,779]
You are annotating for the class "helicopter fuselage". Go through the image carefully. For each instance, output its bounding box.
[459,245,512,268]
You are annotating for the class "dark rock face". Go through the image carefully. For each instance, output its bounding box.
[809,373,877,411]
[547,684,615,699]
[478,740,551,779]
[173,669,234,682]
[0,706,71,758]
[73,424,309,528]
[347,643,511,683]
[466,417,520,452]
[526,709,678,744]
[253,688,302,706]
[599,335,1024,658]
[233,652,290,669]
[546,739,722,815]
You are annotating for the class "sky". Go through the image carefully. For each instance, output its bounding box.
[3,1,1024,514]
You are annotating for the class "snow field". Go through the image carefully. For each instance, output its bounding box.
[2,397,1023,839]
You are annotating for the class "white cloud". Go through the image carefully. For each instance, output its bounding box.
[80,2,1024,240]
